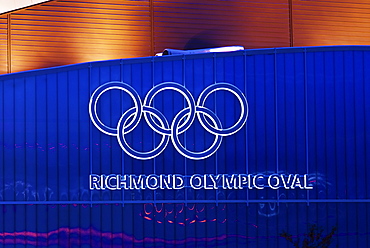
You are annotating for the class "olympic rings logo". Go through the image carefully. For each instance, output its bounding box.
[89,82,248,160]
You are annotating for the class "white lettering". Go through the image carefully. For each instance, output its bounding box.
[209,174,221,189]
[106,174,118,190]
[88,173,315,191]
[253,174,264,189]
[190,174,203,189]
[291,174,304,189]
[146,174,159,190]
[223,174,239,189]
[119,175,129,190]
[89,174,100,190]
[173,174,184,189]
[268,174,280,189]
[304,174,313,189]
[281,174,293,189]
[160,174,172,189]
[130,175,144,189]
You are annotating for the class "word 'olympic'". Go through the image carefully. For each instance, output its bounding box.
[89,82,248,160]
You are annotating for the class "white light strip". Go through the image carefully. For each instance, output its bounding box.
[208,46,245,53]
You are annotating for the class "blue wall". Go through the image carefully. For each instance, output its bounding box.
[0,46,369,247]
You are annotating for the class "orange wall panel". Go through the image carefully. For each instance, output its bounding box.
[0,16,7,74]
[292,0,370,46]
[9,0,152,73]
[153,0,290,52]
[2,0,370,74]
[2,0,293,73]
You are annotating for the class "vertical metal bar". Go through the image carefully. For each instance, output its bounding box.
[289,0,294,47]
[244,50,249,206]
[152,56,156,204]
[213,52,218,206]
[183,54,187,207]
[363,51,368,247]
[121,60,125,207]
[274,49,279,206]
[7,14,11,74]
[89,64,93,208]
[304,48,310,206]
[150,0,154,56]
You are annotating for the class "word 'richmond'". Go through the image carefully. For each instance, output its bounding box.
[90,174,313,190]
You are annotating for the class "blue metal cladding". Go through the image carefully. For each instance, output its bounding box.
[0,46,369,247]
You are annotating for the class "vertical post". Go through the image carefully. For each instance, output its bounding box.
[150,0,154,56]
[89,64,93,207]
[244,50,249,206]
[7,14,11,74]
[182,54,187,206]
[289,0,294,47]
[304,48,309,206]
[274,49,280,206]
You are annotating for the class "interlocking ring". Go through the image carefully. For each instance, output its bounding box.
[89,81,249,160]
[89,82,142,136]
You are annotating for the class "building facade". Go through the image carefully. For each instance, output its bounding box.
[0,46,369,247]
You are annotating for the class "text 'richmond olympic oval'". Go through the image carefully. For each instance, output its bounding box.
[89,82,248,160]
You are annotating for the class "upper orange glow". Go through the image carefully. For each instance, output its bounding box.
[4,0,151,73]
[2,0,369,74]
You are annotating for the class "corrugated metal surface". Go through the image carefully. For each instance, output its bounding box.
[0,0,370,73]
[153,0,290,52]
[0,0,293,74]
[9,0,151,72]
[2,0,370,74]
[0,46,369,246]
[0,15,7,74]
[292,0,370,46]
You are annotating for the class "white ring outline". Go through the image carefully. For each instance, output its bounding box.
[89,82,142,136]
[117,107,170,160]
[171,106,223,160]
[197,83,249,136]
